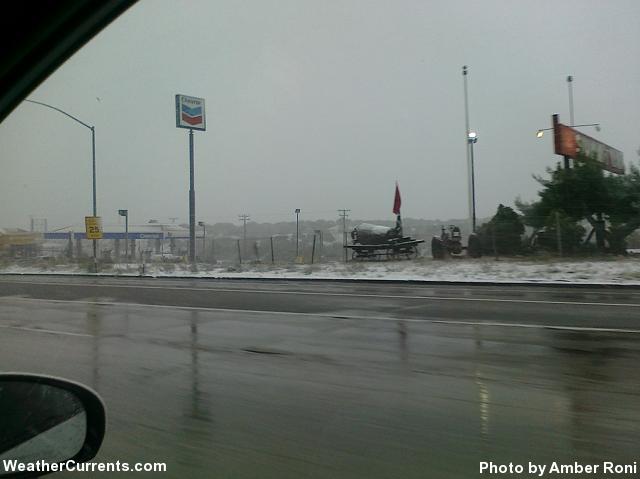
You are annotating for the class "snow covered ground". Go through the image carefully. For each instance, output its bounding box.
[1,257,640,285]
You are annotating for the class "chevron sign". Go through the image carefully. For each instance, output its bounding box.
[175,94,206,130]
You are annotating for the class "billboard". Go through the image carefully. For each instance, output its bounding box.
[552,114,624,174]
[175,94,206,131]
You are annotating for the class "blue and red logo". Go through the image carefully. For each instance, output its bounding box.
[175,94,206,130]
[181,104,203,126]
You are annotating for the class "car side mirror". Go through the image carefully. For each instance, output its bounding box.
[0,374,105,478]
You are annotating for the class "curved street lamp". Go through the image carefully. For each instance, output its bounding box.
[25,99,98,270]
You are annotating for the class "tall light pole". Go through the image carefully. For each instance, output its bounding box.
[462,66,474,233]
[118,209,128,262]
[198,221,206,261]
[26,99,98,270]
[295,209,301,257]
[567,75,575,127]
[467,131,478,233]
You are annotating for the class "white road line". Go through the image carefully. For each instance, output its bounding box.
[1,297,639,335]
[0,324,91,338]
[1,279,640,307]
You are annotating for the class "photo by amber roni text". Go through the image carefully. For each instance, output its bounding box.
[480,461,638,476]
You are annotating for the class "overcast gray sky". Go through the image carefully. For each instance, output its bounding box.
[1,0,639,230]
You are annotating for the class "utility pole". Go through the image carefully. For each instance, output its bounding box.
[238,214,250,257]
[338,209,350,263]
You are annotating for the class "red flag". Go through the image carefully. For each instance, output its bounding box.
[392,183,401,215]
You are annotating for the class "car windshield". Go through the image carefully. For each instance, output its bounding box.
[1,0,640,477]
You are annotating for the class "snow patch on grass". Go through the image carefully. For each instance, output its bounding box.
[1,258,639,285]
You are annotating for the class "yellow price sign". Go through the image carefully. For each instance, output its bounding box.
[85,216,103,240]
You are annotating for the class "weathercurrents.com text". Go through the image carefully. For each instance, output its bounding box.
[2,460,167,474]
[480,462,637,476]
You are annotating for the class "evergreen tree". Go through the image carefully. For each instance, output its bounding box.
[517,154,640,254]
[477,204,524,255]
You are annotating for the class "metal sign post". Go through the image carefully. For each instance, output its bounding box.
[189,128,195,263]
[175,94,206,263]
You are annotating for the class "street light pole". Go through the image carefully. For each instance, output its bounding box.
[118,209,129,262]
[295,209,301,257]
[91,126,97,267]
[567,75,574,127]
[462,66,474,233]
[26,99,98,271]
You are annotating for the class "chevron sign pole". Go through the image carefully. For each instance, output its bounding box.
[175,94,206,263]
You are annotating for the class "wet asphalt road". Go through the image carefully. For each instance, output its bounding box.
[1,276,640,478]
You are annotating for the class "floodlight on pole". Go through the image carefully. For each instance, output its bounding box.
[535,123,600,138]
